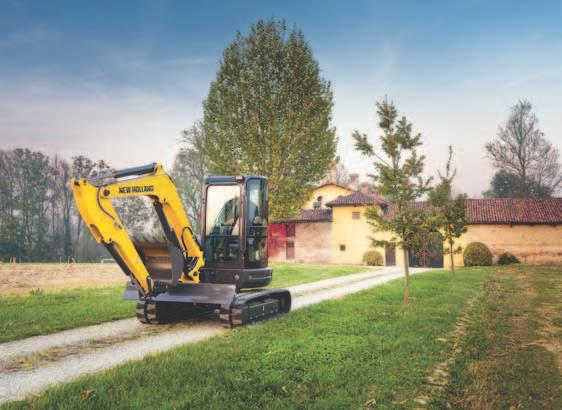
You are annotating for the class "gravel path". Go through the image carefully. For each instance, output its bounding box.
[0,267,427,403]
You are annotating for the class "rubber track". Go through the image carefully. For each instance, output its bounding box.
[136,301,160,324]
[219,290,291,328]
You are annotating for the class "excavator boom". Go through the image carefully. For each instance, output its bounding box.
[71,163,204,296]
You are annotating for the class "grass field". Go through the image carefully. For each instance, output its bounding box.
[0,263,369,343]
[436,265,561,409]
[5,268,487,409]
[268,263,370,287]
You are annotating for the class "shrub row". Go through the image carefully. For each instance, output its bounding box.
[463,242,520,266]
[363,243,520,267]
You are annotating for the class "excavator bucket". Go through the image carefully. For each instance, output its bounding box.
[132,238,182,286]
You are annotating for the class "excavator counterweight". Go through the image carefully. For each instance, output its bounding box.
[71,163,291,327]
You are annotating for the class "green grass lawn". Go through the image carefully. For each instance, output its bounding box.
[435,265,562,409]
[4,268,487,409]
[269,262,369,287]
[0,263,370,343]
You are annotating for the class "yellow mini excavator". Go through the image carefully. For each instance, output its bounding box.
[71,163,291,327]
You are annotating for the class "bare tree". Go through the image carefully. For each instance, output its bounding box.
[486,100,561,196]
[71,155,95,242]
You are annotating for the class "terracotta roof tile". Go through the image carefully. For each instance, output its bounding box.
[385,198,562,224]
[466,198,562,224]
[325,191,389,207]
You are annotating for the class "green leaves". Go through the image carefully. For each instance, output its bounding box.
[203,19,336,219]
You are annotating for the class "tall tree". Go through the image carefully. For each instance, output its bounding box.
[203,19,336,218]
[0,151,23,260]
[486,100,561,196]
[429,147,467,273]
[113,197,154,238]
[172,121,208,232]
[11,149,50,261]
[55,158,74,258]
[354,98,432,303]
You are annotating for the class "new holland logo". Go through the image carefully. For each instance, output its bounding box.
[118,185,155,194]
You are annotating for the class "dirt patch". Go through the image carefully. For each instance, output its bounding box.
[0,263,127,296]
[415,296,478,408]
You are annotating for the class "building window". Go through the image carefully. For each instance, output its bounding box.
[340,244,346,251]
[352,211,360,220]
[313,195,323,209]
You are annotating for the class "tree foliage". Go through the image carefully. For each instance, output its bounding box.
[0,149,50,261]
[353,98,432,303]
[429,146,468,273]
[172,121,208,232]
[486,100,561,196]
[203,19,336,218]
[0,149,155,262]
[483,170,553,198]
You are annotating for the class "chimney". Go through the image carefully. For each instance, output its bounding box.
[360,182,369,195]
[349,173,359,191]
[329,161,337,183]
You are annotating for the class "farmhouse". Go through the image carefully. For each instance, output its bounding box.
[269,181,562,267]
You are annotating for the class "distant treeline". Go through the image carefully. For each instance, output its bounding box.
[0,149,163,263]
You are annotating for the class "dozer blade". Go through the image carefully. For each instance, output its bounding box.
[123,282,237,306]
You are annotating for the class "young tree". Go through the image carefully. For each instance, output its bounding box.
[429,147,467,273]
[172,121,208,232]
[354,98,431,303]
[486,100,561,196]
[203,19,336,219]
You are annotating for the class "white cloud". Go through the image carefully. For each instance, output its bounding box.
[0,82,202,170]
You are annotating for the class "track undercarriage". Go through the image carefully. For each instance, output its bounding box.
[133,288,291,327]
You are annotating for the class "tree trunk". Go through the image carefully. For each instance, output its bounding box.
[403,248,410,304]
[450,245,455,273]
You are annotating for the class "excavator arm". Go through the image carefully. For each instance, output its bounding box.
[71,163,204,297]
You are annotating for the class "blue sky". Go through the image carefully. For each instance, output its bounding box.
[1,0,561,196]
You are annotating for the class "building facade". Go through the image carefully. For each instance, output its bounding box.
[270,184,562,267]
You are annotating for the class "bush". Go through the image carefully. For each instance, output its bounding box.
[498,252,520,265]
[463,242,492,266]
[363,250,384,266]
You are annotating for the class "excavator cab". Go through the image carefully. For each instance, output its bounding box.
[200,176,272,289]
[71,164,290,327]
